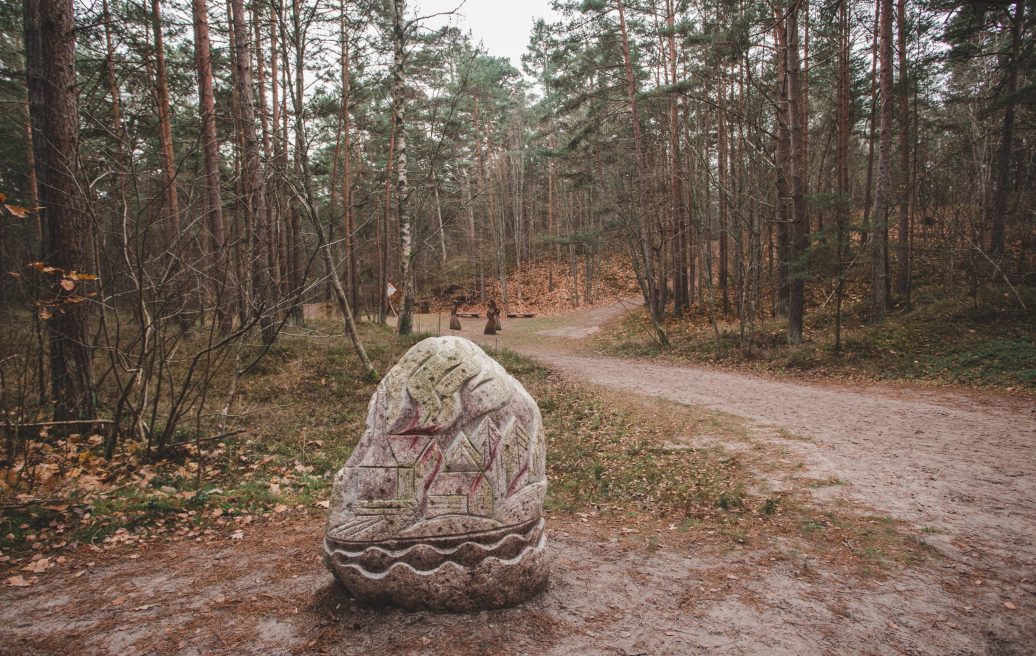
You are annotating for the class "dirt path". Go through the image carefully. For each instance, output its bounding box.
[452,301,1036,557]
[446,300,1036,650]
[3,304,1033,655]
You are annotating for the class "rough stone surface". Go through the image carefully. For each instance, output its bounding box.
[324,336,548,611]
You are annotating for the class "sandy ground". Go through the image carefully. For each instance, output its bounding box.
[2,302,1034,655]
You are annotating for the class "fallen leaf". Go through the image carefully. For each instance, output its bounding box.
[111,596,126,606]
[230,530,244,540]
[316,500,330,509]
[134,604,158,612]
[1004,602,1017,610]
[5,575,32,587]
[4,204,30,218]
[273,504,289,514]
[22,558,51,573]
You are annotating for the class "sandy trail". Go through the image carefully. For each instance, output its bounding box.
[443,300,1036,645]
[444,300,1036,566]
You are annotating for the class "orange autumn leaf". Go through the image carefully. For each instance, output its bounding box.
[4,204,31,218]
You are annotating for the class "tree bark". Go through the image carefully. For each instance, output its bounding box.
[990,0,1025,255]
[871,0,894,323]
[230,0,275,343]
[718,73,729,315]
[340,3,358,312]
[773,7,792,319]
[150,0,180,234]
[616,0,667,344]
[785,0,809,344]
[835,0,851,351]
[192,0,230,333]
[25,0,97,421]
[392,0,414,335]
[666,0,687,317]
[894,0,911,300]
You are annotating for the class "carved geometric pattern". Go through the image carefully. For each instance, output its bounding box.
[326,336,547,544]
[324,336,549,610]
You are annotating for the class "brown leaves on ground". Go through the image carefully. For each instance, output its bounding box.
[429,256,640,316]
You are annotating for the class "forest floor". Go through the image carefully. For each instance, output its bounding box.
[2,302,1034,655]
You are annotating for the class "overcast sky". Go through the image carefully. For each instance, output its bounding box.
[418,0,562,70]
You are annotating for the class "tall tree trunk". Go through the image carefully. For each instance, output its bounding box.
[666,0,687,317]
[894,0,912,301]
[340,3,358,312]
[835,0,851,351]
[25,0,96,421]
[990,0,1025,255]
[392,0,414,335]
[773,8,792,319]
[861,5,880,246]
[286,0,306,324]
[718,73,729,315]
[192,0,230,333]
[785,0,809,344]
[230,0,275,343]
[616,0,668,344]
[150,0,179,234]
[871,0,894,323]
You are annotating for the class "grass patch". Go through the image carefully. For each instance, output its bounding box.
[596,283,1036,390]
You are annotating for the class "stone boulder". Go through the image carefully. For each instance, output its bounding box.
[323,336,548,611]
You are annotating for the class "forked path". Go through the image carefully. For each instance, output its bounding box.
[449,300,1036,598]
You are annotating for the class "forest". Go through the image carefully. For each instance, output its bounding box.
[1,0,1032,433]
[0,0,1034,651]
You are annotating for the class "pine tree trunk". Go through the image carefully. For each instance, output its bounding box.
[150,0,180,235]
[894,0,912,301]
[666,0,687,317]
[192,0,230,334]
[861,6,880,246]
[785,0,809,344]
[773,10,792,319]
[871,0,894,323]
[835,0,851,351]
[990,0,1025,255]
[340,5,358,312]
[718,73,729,315]
[616,0,667,344]
[230,0,275,343]
[25,0,97,421]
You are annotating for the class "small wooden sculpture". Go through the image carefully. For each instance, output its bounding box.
[484,299,499,335]
[449,300,462,330]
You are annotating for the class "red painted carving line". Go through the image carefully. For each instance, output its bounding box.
[506,460,530,498]
[468,474,483,496]
[418,450,444,514]
[484,423,503,470]
[392,406,443,436]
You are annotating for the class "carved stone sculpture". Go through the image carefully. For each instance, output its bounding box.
[324,336,548,611]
